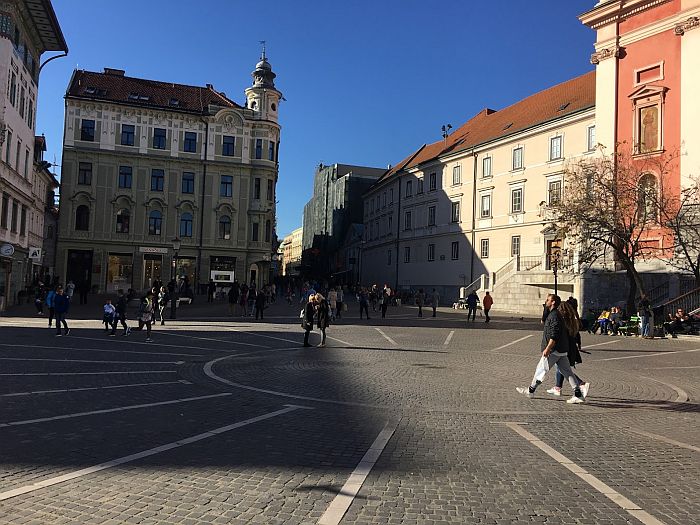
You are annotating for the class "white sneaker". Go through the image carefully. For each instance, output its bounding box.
[516,387,534,398]
[566,395,585,404]
[546,387,562,396]
[580,382,590,398]
[145,337,152,343]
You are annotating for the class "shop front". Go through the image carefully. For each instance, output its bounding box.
[176,256,196,292]
[139,246,168,291]
[107,253,133,293]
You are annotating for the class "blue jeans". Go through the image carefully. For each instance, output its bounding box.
[640,314,650,337]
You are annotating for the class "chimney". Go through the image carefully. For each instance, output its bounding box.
[206,83,214,89]
[104,68,125,76]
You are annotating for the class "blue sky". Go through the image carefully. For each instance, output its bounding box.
[37,0,595,238]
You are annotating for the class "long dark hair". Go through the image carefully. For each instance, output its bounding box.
[558,301,581,337]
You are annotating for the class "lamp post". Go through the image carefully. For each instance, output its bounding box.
[551,250,561,296]
[170,237,181,320]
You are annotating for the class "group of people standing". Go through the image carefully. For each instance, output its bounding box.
[301,292,331,347]
[226,280,273,319]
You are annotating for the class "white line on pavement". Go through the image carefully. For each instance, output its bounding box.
[443,330,455,346]
[0,357,180,365]
[0,381,185,398]
[596,348,700,362]
[490,334,533,351]
[581,339,621,349]
[374,328,397,346]
[0,393,231,428]
[318,419,400,525]
[0,343,203,357]
[627,428,700,453]
[0,404,310,502]
[223,326,300,345]
[156,330,267,348]
[639,375,689,403]
[504,423,667,525]
[326,335,352,346]
[0,371,177,377]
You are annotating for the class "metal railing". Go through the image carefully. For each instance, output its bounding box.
[655,287,700,326]
[517,256,542,271]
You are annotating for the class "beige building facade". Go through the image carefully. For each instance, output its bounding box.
[281,226,302,276]
[361,73,596,314]
[0,0,66,310]
[57,54,282,293]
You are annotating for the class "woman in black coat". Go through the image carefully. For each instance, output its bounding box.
[302,296,316,347]
[315,293,331,347]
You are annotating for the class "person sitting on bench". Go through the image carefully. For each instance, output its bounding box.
[664,308,693,338]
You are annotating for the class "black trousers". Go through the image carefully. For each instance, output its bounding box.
[360,303,370,319]
[381,304,388,318]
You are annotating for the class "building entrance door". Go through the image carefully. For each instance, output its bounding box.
[66,250,93,290]
[143,255,163,290]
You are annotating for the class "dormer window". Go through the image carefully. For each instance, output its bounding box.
[84,87,96,95]
[169,98,180,106]
[128,93,139,100]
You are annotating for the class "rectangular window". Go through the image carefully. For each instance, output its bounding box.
[406,180,413,197]
[482,157,492,178]
[480,194,491,218]
[548,180,562,204]
[267,179,273,201]
[78,162,92,185]
[404,246,411,263]
[15,140,20,171]
[451,201,460,223]
[81,119,95,141]
[9,71,16,106]
[222,135,235,156]
[182,172,195,194]
[382,192,386,207]
[387,249,392,266]
[19,86,24,117]
[11,200,18,232]
[153,128,166,149]
[268,141,275,161]
[587,125,596,151]
[389,188,394,204]
[121,124,135,146]
[388,215,393,231]
[511,235,521,257]
[452,165,461,185]
[549,136,562,160]
[20,205,26,236]
[23,150,28,178]
[511,188,523,214]
[480,238,489,258]
[512,147,523,170]
[265,220,271,242]
[5,130,12,164]
[428,206,436,226]
[151,169,164,191]
[220,175,233,197]
[118,166,132,188]
[254,178,261,199]
[429,172,437,191]
[0,193,8,228]
[404,210,412,230]
[417,178,424,194]
[376,196,380,210]
[255,138,263,159]
[252,222,259,241]
[184,132,197,153]
[451,241,459,260]
[427,243,435,262]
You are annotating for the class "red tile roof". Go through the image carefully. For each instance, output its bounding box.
[374,71,595,185]
[66,69,240,114]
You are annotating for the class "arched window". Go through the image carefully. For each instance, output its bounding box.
[116,208,130,233]
[264,219,271,242]
[219,215,231,239]
[148,210,162,235]
[75,205,89,231]
[637,174,657,223]
[180,212,193,237]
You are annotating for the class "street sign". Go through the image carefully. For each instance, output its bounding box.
[0,244,14,257]
[29,247,42,260]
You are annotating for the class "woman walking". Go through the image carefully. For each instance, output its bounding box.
[137,291,155,343]
[315,293,330,347]
[302,295,316,347]
[546,300,590,398]
[328,288,337,321]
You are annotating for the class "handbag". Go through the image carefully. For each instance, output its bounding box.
[534,355,550,383]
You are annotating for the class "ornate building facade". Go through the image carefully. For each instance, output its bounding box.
[56,54,282,293]
[0,0,66,310]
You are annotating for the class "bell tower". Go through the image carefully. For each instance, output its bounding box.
[245,42,282,122]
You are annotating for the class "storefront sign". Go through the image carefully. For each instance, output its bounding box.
[139,246,168,254]
[29,247,42,260]
[0,244,14,257]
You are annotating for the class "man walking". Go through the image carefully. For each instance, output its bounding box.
[54,286,71,336]
[466,290,479,322]
[431,288,440,317]
[516,294,584,404]
[416,289,425,317]
[482,291,493,323]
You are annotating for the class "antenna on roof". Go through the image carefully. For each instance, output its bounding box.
[259,40,266,60]
[441,124,452,143]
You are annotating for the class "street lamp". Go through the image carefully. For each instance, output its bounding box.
[551,250,561,296]
[170,236,181,319]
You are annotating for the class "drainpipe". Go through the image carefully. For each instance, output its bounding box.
[196,119,209,293]
[394,176,402,292]
[469,150,478,283]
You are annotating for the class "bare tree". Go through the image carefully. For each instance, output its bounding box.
[551,145,680,312]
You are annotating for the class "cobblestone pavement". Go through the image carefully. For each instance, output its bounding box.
[0,299,698,524]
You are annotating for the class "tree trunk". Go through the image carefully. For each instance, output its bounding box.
[626,268,638,316]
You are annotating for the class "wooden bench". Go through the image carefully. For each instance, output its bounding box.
[618,316,641,336]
